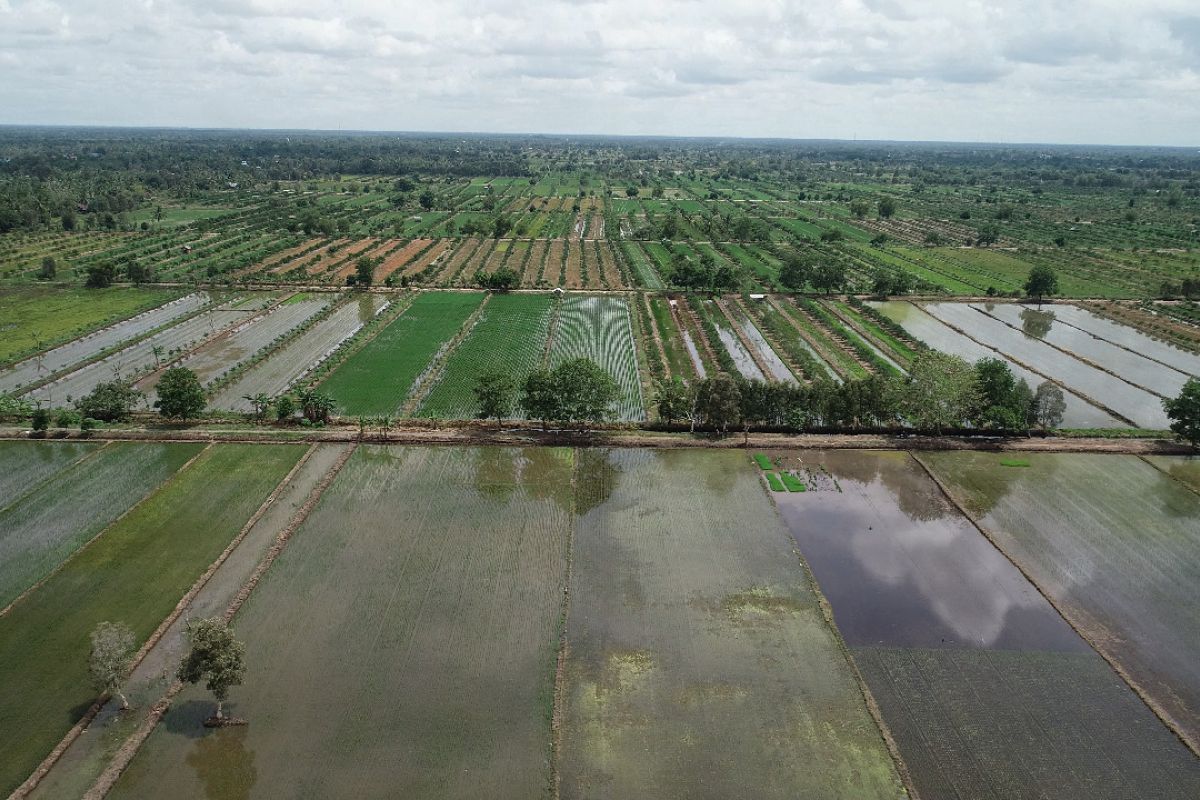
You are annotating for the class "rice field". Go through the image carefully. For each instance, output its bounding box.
[773,449,1200,798]
[920,451,1200,750]
[0,441,203,606]
[418,293,555,419]
[109,445,573,800]
[319,291,485,416]
[0,440,99,507]
[870,300,1122,427]
[0,443,305,798]
[211,294,388,410]
[549,295,644,420]
[562,448,905,799]
[0,287,181,365]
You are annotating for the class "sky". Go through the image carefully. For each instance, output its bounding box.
[1,0,1198,146]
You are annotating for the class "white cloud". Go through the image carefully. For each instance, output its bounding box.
[0,0,1195,144]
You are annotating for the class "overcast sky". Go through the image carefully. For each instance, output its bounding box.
[1,0,1198,146]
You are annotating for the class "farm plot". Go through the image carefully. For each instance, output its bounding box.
[1146,455,1200,493]
[0,440,98,508]
[110,445,573,800]
[212,294,388,411]
[141,296,331,398]
[922,302,1170,428]
[0,286,180,365]
[870,301,1122,428]
[549,295,644,420]
[561,448,905,799]
[694,299,765,380]
[724,302,797,383]
[1052,304,1200,375]
[0,441,203,607]
[23,297,260,406]
[320,291,485,416]
[977,302,1195,395]
[772,449,1200,799]
[0,443,305,798]
[0,293,210,393]
[419,293,555,419]
[921,451,1200,750]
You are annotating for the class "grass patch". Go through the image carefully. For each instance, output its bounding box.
[781,472,807,492]
[999,458,1031,468]
[766,472,786,492]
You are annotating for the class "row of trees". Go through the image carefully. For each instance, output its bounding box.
[653,353,1068,436]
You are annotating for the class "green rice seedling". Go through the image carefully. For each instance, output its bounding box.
[753,453,773,470]
[766,472,786,492]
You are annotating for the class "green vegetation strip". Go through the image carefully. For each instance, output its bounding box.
[0,287,180,366]
[0,443,305,797]
[753,453,773,470]
[781,471,807,492]
[766,472,786,492]
[319,291,485,415]
[0,441,99,508]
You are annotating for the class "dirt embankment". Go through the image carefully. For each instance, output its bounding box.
[2,424,1192,456]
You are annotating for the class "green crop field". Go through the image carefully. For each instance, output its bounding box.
[549,295,644,420]
[0,286,179,365]
[0,440,99,507]
[0,441,202,606]
[319,291,485,415]
[0,443,304,797]
[418,293,555,419]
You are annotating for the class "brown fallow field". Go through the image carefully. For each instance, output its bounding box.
[564,240,584,288]
[521,240,548,284]
[401,239,451,278]
[268,239,348,275]
[321,239,380,281]
[375,239,434,282]
[585,212,605,239]
[546,239,567,285]
[429,238,483,284]
[595,240,623,287]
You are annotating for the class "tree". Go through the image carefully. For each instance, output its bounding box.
[89,621,136,710]
[479,267,518,290]
[352,257,374,287]
[1163,378,1200,448]
[655,378,691,424]
[1032,381,1066,430]
[418,190,435,210]
[296,389,336,424]
[778,255,812,291]
[1024,264,1059,305]
[242,393,271,421]
[878,197,897,219]
[474,372,515,425]
[811,262,847,294]
[553,358,620,426]
[492,216,513,238]
[274,395,297,421]
[85,263,117,288]
[899,352,979,433]
[975,224,1001,247]
[695,373,742,433]
[31,407,50,432]
[155,367,206,420]
[974,358,1031,430]
[849,199,870,218]
[77,380,142,422]
[520,359,619,429]
[177,618,246,722]
[39,256,56,280]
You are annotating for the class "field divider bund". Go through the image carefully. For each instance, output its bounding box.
[541,293,565,368]
[81,442,357,799]
[1138,454,1200,498]
[822,300,912,374]
[909,451,1200,761]
[548,451,578,800]
[677,297,721,373]
[400,292,493,417]
[736,296,814,384]
[969,304,1183,398]
[917,302,1141,427]
[4,442,218,800]
[798,299,878,376]
[638,293,673,382]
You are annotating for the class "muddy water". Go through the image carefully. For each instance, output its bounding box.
[869,301,1121,428]
[713,323,766,380]
[771,449,1084,651]
[679,329,707,378]
[1052,304,1200,376]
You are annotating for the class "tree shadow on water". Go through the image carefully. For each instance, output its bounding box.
[185,724,258,800]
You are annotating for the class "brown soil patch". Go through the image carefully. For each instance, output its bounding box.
[375,239,432,282]
[402,239,451,278]
[564,241,584,289]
